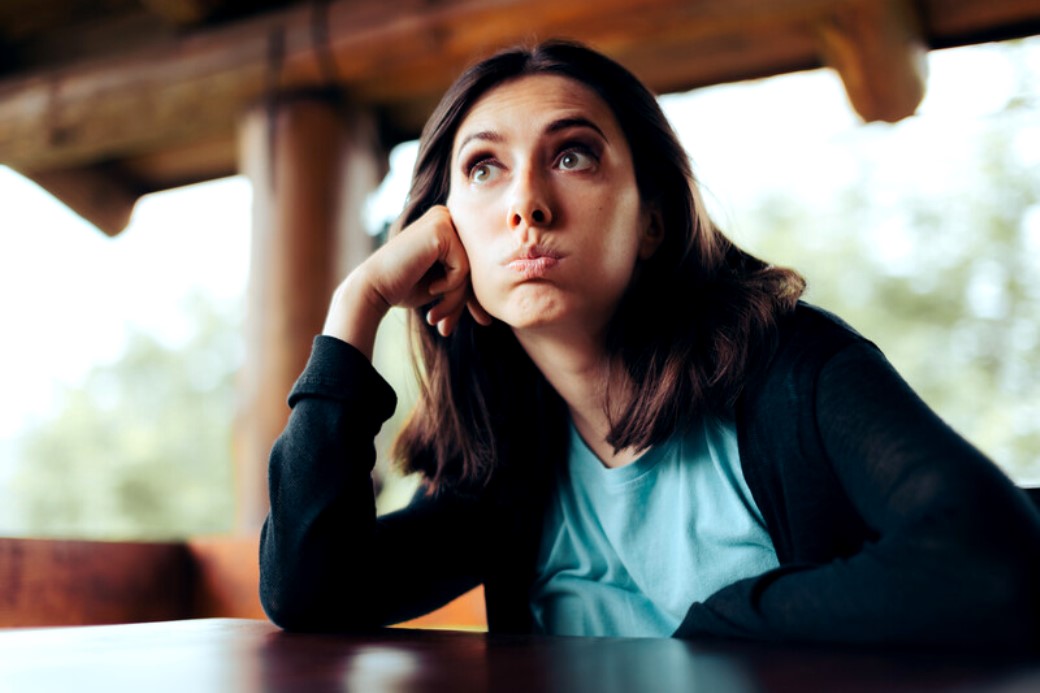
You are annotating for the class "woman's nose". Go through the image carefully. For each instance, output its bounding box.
[508,169,554,232]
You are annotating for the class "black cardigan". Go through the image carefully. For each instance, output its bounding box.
[259,303,1040,650]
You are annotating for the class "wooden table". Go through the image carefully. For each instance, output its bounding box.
[1,618,1037,692]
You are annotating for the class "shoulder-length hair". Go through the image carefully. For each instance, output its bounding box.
[393,39,805,491]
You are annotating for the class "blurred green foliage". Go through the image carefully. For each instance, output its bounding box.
[9,295,239,539]
[738,121,1039,481]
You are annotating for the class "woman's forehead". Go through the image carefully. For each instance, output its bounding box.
[453,74,622,146]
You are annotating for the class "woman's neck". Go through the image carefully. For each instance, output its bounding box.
[513,325,641,468]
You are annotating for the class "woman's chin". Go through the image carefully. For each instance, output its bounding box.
[490,290,566,330]
[500,301,612,338]
[485,286,612,335]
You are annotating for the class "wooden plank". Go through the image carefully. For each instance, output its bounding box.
[0,537,190,627]
[185,536,265,619]
[0,534,486,628]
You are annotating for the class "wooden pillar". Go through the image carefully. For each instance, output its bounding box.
[236,91,387,532]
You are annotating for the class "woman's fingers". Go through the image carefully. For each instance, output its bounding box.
[426,220,470,297]
[429,289,492,337]
[413,205,493,336]
[334,205,490,339]
[368,206,458,307]
[425,280,468,329]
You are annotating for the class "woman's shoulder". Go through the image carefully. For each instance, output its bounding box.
[745,301,880,404]
[781,301,869,344]
[735,303,886,484]
[772,301,876,365]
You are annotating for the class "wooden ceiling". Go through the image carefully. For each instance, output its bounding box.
[1,0,1038,234]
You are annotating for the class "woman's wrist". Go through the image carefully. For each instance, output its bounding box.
[322,271,389,361]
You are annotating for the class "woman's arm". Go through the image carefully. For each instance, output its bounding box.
[259,206,491,631]
[675,342,1040,650]
[259,336,484,631]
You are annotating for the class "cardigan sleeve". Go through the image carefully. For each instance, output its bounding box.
[258,336,483,631]
[674,340,1040,651]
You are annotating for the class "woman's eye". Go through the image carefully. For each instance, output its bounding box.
[556,149,596,172]
[469,161,500,184]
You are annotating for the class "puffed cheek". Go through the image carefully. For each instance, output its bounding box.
[467,276,501,317]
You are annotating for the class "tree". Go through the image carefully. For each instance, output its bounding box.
[738,74,1040,480]
[9,295,240,539]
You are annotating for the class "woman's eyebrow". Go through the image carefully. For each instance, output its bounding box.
[545,117,607,140]
[456,117,608,155]
[456,130,504,153]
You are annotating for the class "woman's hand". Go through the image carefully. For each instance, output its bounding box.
[322,205,491,359]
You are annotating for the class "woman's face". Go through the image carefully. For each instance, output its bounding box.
[446,74,660,338]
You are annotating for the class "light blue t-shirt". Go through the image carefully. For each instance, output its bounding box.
[529,417,778,637]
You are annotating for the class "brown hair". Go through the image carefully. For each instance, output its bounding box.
[392,40,805,490]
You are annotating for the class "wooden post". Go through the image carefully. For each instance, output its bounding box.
[236,91,386,533]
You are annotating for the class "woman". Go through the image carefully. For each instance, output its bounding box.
[259,40,1040,649]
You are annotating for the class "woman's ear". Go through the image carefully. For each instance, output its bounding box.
[638,208,665,260]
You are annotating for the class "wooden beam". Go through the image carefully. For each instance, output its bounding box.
[138,0,228,27]
[1,4,176,73]
[815,0,928,123]
[15,136,237,237]
[118,134,238,192]
[20,164,142,236]
[921,0,1040,48]
[0,0,879,174]
[1,0,1037,190]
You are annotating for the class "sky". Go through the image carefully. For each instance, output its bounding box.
[0,37,1037,448]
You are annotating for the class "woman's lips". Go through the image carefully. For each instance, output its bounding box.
[504,245,562,279]
[507,255,560,278]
